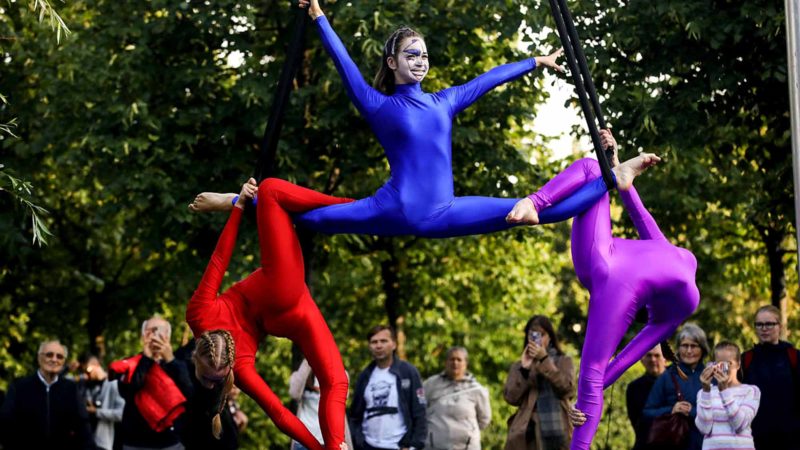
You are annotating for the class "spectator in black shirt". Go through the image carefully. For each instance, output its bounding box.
[625,345,666,450]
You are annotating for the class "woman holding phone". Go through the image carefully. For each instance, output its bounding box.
[503,315,575,450]
[695,341,760,450]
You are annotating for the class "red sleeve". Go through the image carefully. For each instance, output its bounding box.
[235,364,324,450]
[186,207,243,336]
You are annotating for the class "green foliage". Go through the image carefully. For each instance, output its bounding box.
[0,0,796,448]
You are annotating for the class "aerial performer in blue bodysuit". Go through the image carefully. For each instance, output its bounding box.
[293,0,626,236]
[558,134,700,450]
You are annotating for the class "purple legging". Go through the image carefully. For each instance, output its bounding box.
[529,158,700,450]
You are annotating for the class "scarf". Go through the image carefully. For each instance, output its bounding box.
[535,348,566,450]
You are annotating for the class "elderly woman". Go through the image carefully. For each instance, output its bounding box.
[504,315,575,450]
[423,346,491,450]
[643,323,710,450]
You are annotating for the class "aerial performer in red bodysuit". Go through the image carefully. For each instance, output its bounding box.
[186,178,354,450]
[293,0,621,236]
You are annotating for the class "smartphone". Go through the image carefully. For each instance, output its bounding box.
[529,331,542,345]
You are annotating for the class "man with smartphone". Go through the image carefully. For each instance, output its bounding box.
[113,316,194,450]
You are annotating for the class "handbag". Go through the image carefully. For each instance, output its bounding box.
[646,369,691,448]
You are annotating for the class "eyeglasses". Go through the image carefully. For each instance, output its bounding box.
[754,322,779,329]
[679,343,700,350]
[41,352,65,360]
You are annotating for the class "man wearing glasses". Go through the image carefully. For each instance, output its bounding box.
[113,316,193,450]
[742,305,800,450]
[0,340,92,449]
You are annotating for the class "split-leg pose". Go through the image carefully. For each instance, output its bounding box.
[288,0,616,238]
[550,144,700,450]
[186,178,355,450]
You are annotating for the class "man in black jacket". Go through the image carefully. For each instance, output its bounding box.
[350,325,426,450]
[625,345,666,450]
[0,339,92,450]
[116,316,194,450]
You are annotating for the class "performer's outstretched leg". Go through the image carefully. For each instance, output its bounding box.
[286,296,348,450]
[571,286,639,450]
[255,178,353,308]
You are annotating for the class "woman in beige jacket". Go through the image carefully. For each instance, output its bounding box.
[504,315,576,450]
[424,346,491,450]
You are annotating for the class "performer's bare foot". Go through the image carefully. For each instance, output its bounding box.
[506,197,539,225]
[612,153,660,191]
[188,192,236,213]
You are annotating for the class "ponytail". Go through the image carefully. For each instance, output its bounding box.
[193,330,236,439]
[660,340,688,380]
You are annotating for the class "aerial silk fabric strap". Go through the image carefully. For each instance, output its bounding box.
[547,0,616,190]
[254,5,310,182]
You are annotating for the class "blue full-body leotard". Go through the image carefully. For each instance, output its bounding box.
[296,16,609,237]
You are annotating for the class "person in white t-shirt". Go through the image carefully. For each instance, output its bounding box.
[350,325,427,450]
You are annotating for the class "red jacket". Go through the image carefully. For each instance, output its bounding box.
[110,354,186,432]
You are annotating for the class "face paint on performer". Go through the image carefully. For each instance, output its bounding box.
[389,37,429,84]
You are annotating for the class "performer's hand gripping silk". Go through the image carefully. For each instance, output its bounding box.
[559,137,700,450]
[186,179,355,450]
[293,0,615,237]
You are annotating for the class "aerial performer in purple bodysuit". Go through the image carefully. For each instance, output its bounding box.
[293,0,624,236]
[561,134,700,450]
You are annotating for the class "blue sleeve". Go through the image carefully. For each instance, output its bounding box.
[315,16,386,116]
[642,373,674,418]
[440,58,537,116]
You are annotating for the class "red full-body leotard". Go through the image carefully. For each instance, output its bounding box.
[186,179,353,450]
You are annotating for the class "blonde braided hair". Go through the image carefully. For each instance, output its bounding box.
[193,329,236,439]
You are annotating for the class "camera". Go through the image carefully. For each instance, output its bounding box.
[706,361,730,379]
[529,331,542,345]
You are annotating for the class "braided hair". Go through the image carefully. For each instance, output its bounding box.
[373,26,424,94]
[193,329,236,439]
[660,340,688,380]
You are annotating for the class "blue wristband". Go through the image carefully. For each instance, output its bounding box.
[231,195,240,206]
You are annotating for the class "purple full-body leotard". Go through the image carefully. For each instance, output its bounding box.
[528,158,700,450]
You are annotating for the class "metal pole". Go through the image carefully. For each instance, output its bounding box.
[787,0,800,291]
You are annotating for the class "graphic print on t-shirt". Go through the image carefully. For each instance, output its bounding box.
[363,367,406,448]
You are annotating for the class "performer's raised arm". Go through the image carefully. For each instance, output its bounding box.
[302,0,386,116]
[442,48,562,116]
[186,180,257,332]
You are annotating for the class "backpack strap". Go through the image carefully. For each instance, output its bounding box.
[787,346,798,370]
[742,350,754,374]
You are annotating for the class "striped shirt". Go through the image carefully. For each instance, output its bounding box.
[695,384,760,449]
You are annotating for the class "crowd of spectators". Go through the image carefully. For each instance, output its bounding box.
[0,306,797,450]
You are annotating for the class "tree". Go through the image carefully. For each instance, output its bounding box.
[569,0,796,328]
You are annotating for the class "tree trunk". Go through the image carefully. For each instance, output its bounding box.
[87,290,108,359]
[763,228,787,308]
[379,239,405,358]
